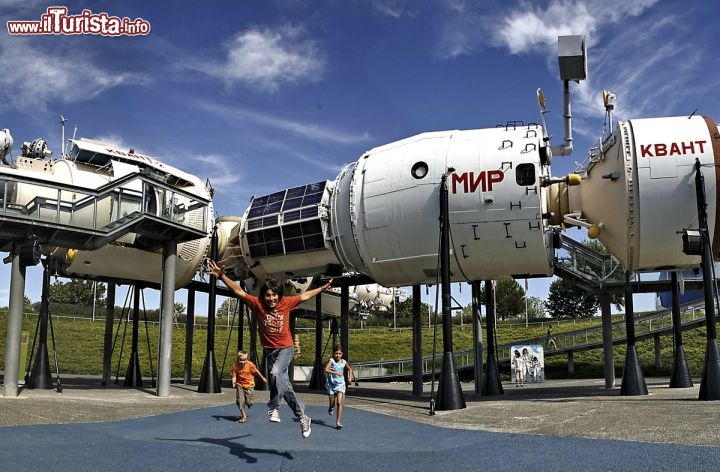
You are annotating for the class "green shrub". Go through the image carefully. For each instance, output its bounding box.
[0,311,716,381]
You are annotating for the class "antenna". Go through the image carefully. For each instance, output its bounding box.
[553,35,588,157]
[536,88,549,132]
[59,115,67,157]
[602,90,616,140]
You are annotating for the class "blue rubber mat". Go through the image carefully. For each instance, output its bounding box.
[1,404,718,471]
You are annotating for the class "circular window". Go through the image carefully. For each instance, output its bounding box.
[411,161,429,180]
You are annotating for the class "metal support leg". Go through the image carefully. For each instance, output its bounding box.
[157,240,177,397]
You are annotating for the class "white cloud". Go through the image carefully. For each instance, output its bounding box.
[439,0,710,143]
[0,37,139,110]
[369,0,420,18]
[434,0,659,59]
[88,134,135,151]
[197,101,372,145]
[203,24,325,92]
[494,2,596,55]
[259,138,346,174]
[491,0,659,55]
[190,154,242,191]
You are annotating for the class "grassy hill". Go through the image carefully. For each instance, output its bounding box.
[0,312,716,381]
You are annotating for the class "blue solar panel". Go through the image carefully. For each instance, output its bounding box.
[286,186,306,198]
[245,181,328,258]
[302,192,322,206]
[250,195,268,208]
[247,206,264,218]
[284,209,301,222]
[249,243,266,258]
[284,237,305,252]
[246,219,263,230]
[246,231,263,245]
[263,227,282,242]
[304,234,325,250]
[300,207,318,219]
[262,215,278,227]
[282,223,303,239]
[282,197,303,211]
[267,190,285,204]
[266,241,284,256]
[264,201,282,215]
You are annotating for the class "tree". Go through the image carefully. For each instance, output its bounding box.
[479,278,526,320]
[217,298,241,319]
[391,296,432,326]
[173,302,186,322]
[24,296,34,313]
[526,296,546,320]
[49,279,106,306]
[545,278,598,318]
[174,302,186,317]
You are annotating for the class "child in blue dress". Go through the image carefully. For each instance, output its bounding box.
[324,345,353,429]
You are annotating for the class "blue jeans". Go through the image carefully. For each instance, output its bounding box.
[265,347,305,418]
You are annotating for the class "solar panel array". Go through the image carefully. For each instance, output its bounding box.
[245,181,327,258]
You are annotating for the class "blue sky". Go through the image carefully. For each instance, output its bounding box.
[1,0,718,313]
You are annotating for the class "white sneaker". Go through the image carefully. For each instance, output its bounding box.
[268,409,281,423]
[300,414,312,438]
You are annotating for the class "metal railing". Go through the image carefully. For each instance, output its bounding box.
[554,236,626,284]
[353,350,476,381]
[0,169,209,237]
[352,300,708,381]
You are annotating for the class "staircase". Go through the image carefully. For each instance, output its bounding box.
[353,237,712,382]
[0,169,210,251]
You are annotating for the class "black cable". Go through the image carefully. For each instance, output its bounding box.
[429,222,442,416]
[446,209,472,282]
[48,305,62,392]
[24,310,41,384]
[113,289,133,384]
[140,289,155,387]
[220,299,239,380]
[708,244,720,315]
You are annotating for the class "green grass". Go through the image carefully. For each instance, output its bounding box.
[0,313,716,381]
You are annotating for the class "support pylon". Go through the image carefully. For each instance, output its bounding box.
[669,272,692,388]
[435,173,465,410]
[309,293,325,390]
[27,261,52,389]
[619,272,647,396]
[481,280,503,396]
[123,286,144,388]
[692,160,720,400]
[199,228,221,393]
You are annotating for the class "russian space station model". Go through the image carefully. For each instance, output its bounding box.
[2,35,719,401]
[2,36,712,313]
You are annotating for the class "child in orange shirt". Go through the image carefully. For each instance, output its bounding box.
[231,350,267,423]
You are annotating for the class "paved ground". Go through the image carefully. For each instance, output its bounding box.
[1,376,719,471]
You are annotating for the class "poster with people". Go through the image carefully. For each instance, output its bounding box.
[510,344,545,383]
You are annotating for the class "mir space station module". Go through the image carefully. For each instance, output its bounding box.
[0,35,718,302]
[215,37,717,288]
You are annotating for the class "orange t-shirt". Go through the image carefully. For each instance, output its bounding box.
[232,360,261,388]
[244,295,301,349]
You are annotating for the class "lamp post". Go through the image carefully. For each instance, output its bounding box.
[392,287,396,330]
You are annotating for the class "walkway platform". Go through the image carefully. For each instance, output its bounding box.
[1,376,719,471]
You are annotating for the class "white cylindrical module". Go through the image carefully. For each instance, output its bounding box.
[11,157,112,227]
[329,127,555,286]
[576,115,718,272]
[2,138,214,287]
[351,283,395,312]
